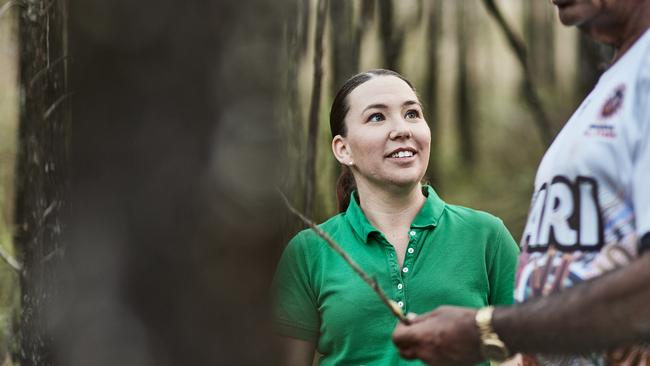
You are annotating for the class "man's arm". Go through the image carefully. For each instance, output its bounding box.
[393,252,650,365]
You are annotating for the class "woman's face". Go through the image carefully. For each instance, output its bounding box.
[332,75,431,191]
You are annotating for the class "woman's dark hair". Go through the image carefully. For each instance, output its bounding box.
[330,69,415,212]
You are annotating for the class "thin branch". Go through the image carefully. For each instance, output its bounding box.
[0,245,22,272]
[279,189,410,324]
[481,0,553,146]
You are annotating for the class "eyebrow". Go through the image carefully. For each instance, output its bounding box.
[361,100,422,115]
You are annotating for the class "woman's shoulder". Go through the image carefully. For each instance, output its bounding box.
[443,203,505,227]
[287,211,349,249]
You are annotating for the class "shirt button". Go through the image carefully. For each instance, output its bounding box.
[402,267,409,273]
[409,230,416,237]
[407,247,415,254]
[397,301,404,308]
[397,283,403,290]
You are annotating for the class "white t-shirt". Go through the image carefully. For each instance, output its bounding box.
[515,28,650,364]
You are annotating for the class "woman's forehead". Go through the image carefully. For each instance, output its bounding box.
[348,75,418,110]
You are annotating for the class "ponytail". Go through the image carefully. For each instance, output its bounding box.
[336,165,356,212]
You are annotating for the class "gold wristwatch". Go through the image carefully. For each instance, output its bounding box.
[475,306,510,362]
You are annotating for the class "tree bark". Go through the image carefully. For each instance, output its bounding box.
[378,0,403,71]
[456,1,475,167]
[330,0,355,91]
[14,0,69,364]
[304,0,328,219]
[47,0,289,365]
[423,0,442,185]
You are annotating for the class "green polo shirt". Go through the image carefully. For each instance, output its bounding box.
[273,185,519,365]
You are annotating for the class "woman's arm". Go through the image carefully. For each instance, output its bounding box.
[278,336,316,366]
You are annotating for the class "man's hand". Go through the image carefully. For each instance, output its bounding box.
[392,306,484,366]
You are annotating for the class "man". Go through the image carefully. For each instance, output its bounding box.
[392,0,650,364]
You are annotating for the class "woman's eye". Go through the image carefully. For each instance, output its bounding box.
[367,113,385,122]
[405,110,420,119]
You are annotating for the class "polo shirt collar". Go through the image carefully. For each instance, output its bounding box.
[345,185,446,243]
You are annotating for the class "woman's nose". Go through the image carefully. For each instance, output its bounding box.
[388,117,412,140]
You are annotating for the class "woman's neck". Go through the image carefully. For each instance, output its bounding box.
[355,181,426,232]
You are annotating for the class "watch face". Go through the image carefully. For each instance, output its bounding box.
[483,339,509,362]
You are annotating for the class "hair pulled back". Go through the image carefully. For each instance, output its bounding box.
[330,69,415,212]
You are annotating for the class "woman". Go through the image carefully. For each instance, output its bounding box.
[273,69,519,365]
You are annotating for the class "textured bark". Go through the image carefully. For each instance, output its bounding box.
[14,0,69,364]
[304,0,328,218]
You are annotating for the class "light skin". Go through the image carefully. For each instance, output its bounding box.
[392,0,650,365]
[281,75,432,365]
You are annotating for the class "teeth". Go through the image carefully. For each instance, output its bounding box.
[391,151,414,158]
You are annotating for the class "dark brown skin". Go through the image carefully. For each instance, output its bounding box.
[392,1,650,364]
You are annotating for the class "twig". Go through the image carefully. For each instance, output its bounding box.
[481,0,553,146]
[279,189,410,324]
[0,244,21,272]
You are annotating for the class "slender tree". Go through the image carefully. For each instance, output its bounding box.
[330,0,356,92]
[14,0,69,364]
[456,1,475,167]
[378,0,403,71]
[423,0,442,185]
[304,0,329,218]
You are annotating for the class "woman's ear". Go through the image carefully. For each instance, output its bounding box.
[332,135,352,165]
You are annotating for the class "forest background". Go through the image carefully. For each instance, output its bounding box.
[0,0,610,365]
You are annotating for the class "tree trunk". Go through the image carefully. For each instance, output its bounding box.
[47,0,289,365]
[423,0,442,185]
[378,0,403,71]
[524,0,555,87]
[456,1,475,167]
[304,0,328,218]
[330,0,355,91]
[14,0,69,364]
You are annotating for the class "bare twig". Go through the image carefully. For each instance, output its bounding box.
[279,189,410,324]
[0,244,22,272]
[481,0,553,146]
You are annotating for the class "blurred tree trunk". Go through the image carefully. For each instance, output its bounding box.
[576,33,612,100]
[330,0,355,91]
[14,0,69,364]
[304,0,328,218]
[523,0,555,87]
[455,1,475,167]
[47,0,289,365]
[423,0,442,186]
[353,0,374,71]
[378,0,403,71]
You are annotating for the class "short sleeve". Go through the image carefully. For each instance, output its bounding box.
[487,221,520,306]
[271,233,320,342]
[632,65,650,239]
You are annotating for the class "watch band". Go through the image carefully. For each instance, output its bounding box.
[475,306,510,362]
